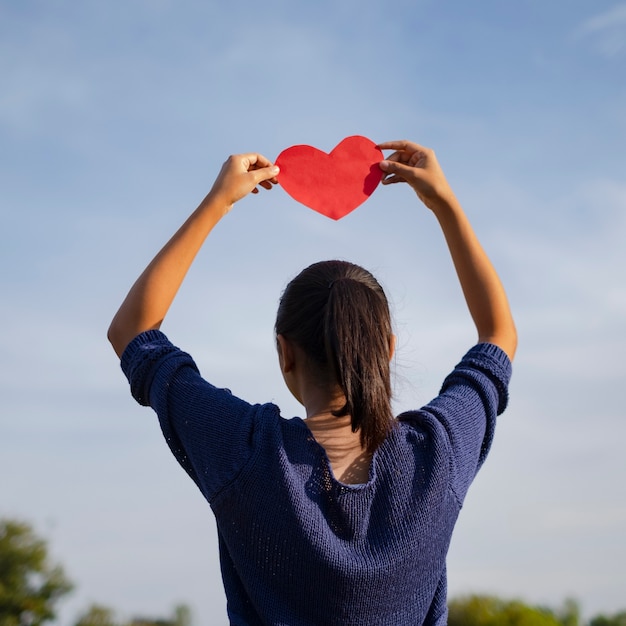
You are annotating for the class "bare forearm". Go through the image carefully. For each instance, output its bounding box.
[107,193,226,357]
[432,197,517,359]
[378,141,517,360]
[107,152,280,358]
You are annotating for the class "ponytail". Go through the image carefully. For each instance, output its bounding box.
[275,261,394,451]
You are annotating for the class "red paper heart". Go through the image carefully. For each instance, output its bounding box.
[275,136,383,220]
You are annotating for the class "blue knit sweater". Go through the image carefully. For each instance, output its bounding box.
[121,331,511,626]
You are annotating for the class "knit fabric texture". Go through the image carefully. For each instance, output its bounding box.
[121,330,512,626]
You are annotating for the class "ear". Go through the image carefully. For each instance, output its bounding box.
[389,334,397,361]
[276,334,296,373]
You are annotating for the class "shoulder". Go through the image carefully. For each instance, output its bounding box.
[397,343,513,502]
[120,329,197,406]
[439,342,512,415]
[401,342,512,436]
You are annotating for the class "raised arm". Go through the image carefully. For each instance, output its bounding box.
[378,140,517,360]
[107,153,279,358]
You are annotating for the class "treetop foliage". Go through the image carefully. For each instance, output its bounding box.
[0,519,73,626]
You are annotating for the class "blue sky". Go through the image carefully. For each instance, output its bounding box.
[1,1,625,624]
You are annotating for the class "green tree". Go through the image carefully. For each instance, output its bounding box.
[557,598,581,626]
[589,612,626,626]
[0,519,73,626]
[74,604,119,626]
[172,605,191,626]
[128,604,192,626]
[448,595,563,626]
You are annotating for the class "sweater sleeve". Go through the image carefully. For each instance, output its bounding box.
[400,343,512,505]
[120,330,261,501]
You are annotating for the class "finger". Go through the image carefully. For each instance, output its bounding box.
[252,164,280,184]
[377,140,417,152]
[377,140,430,155]
[408,150,428,168]
[381,150,427,171]
[241,152,273,170]
[380,159,422,180]
[381,175,407,185]
[377,140,407,151]
[384,151,410,164]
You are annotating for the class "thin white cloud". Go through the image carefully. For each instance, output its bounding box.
[576,3,626,57]
[580,3,626,33]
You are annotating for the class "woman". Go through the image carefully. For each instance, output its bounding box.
[108,140,517,625]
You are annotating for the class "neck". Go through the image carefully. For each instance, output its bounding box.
[304,393,346,421]
[303,393,362,453]
[305,411,372,484]
[300,384,373,485]
[304,401,362,445]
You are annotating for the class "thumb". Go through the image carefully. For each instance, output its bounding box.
[253,164,280,183]
[379,160,419,180]
[379,159,432,198]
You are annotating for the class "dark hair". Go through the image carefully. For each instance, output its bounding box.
[275,260,394,451]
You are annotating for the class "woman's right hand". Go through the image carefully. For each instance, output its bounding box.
[377,140,457,212]
[207,152,279,210]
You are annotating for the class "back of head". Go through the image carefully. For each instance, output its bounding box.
[275,260,394,451]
